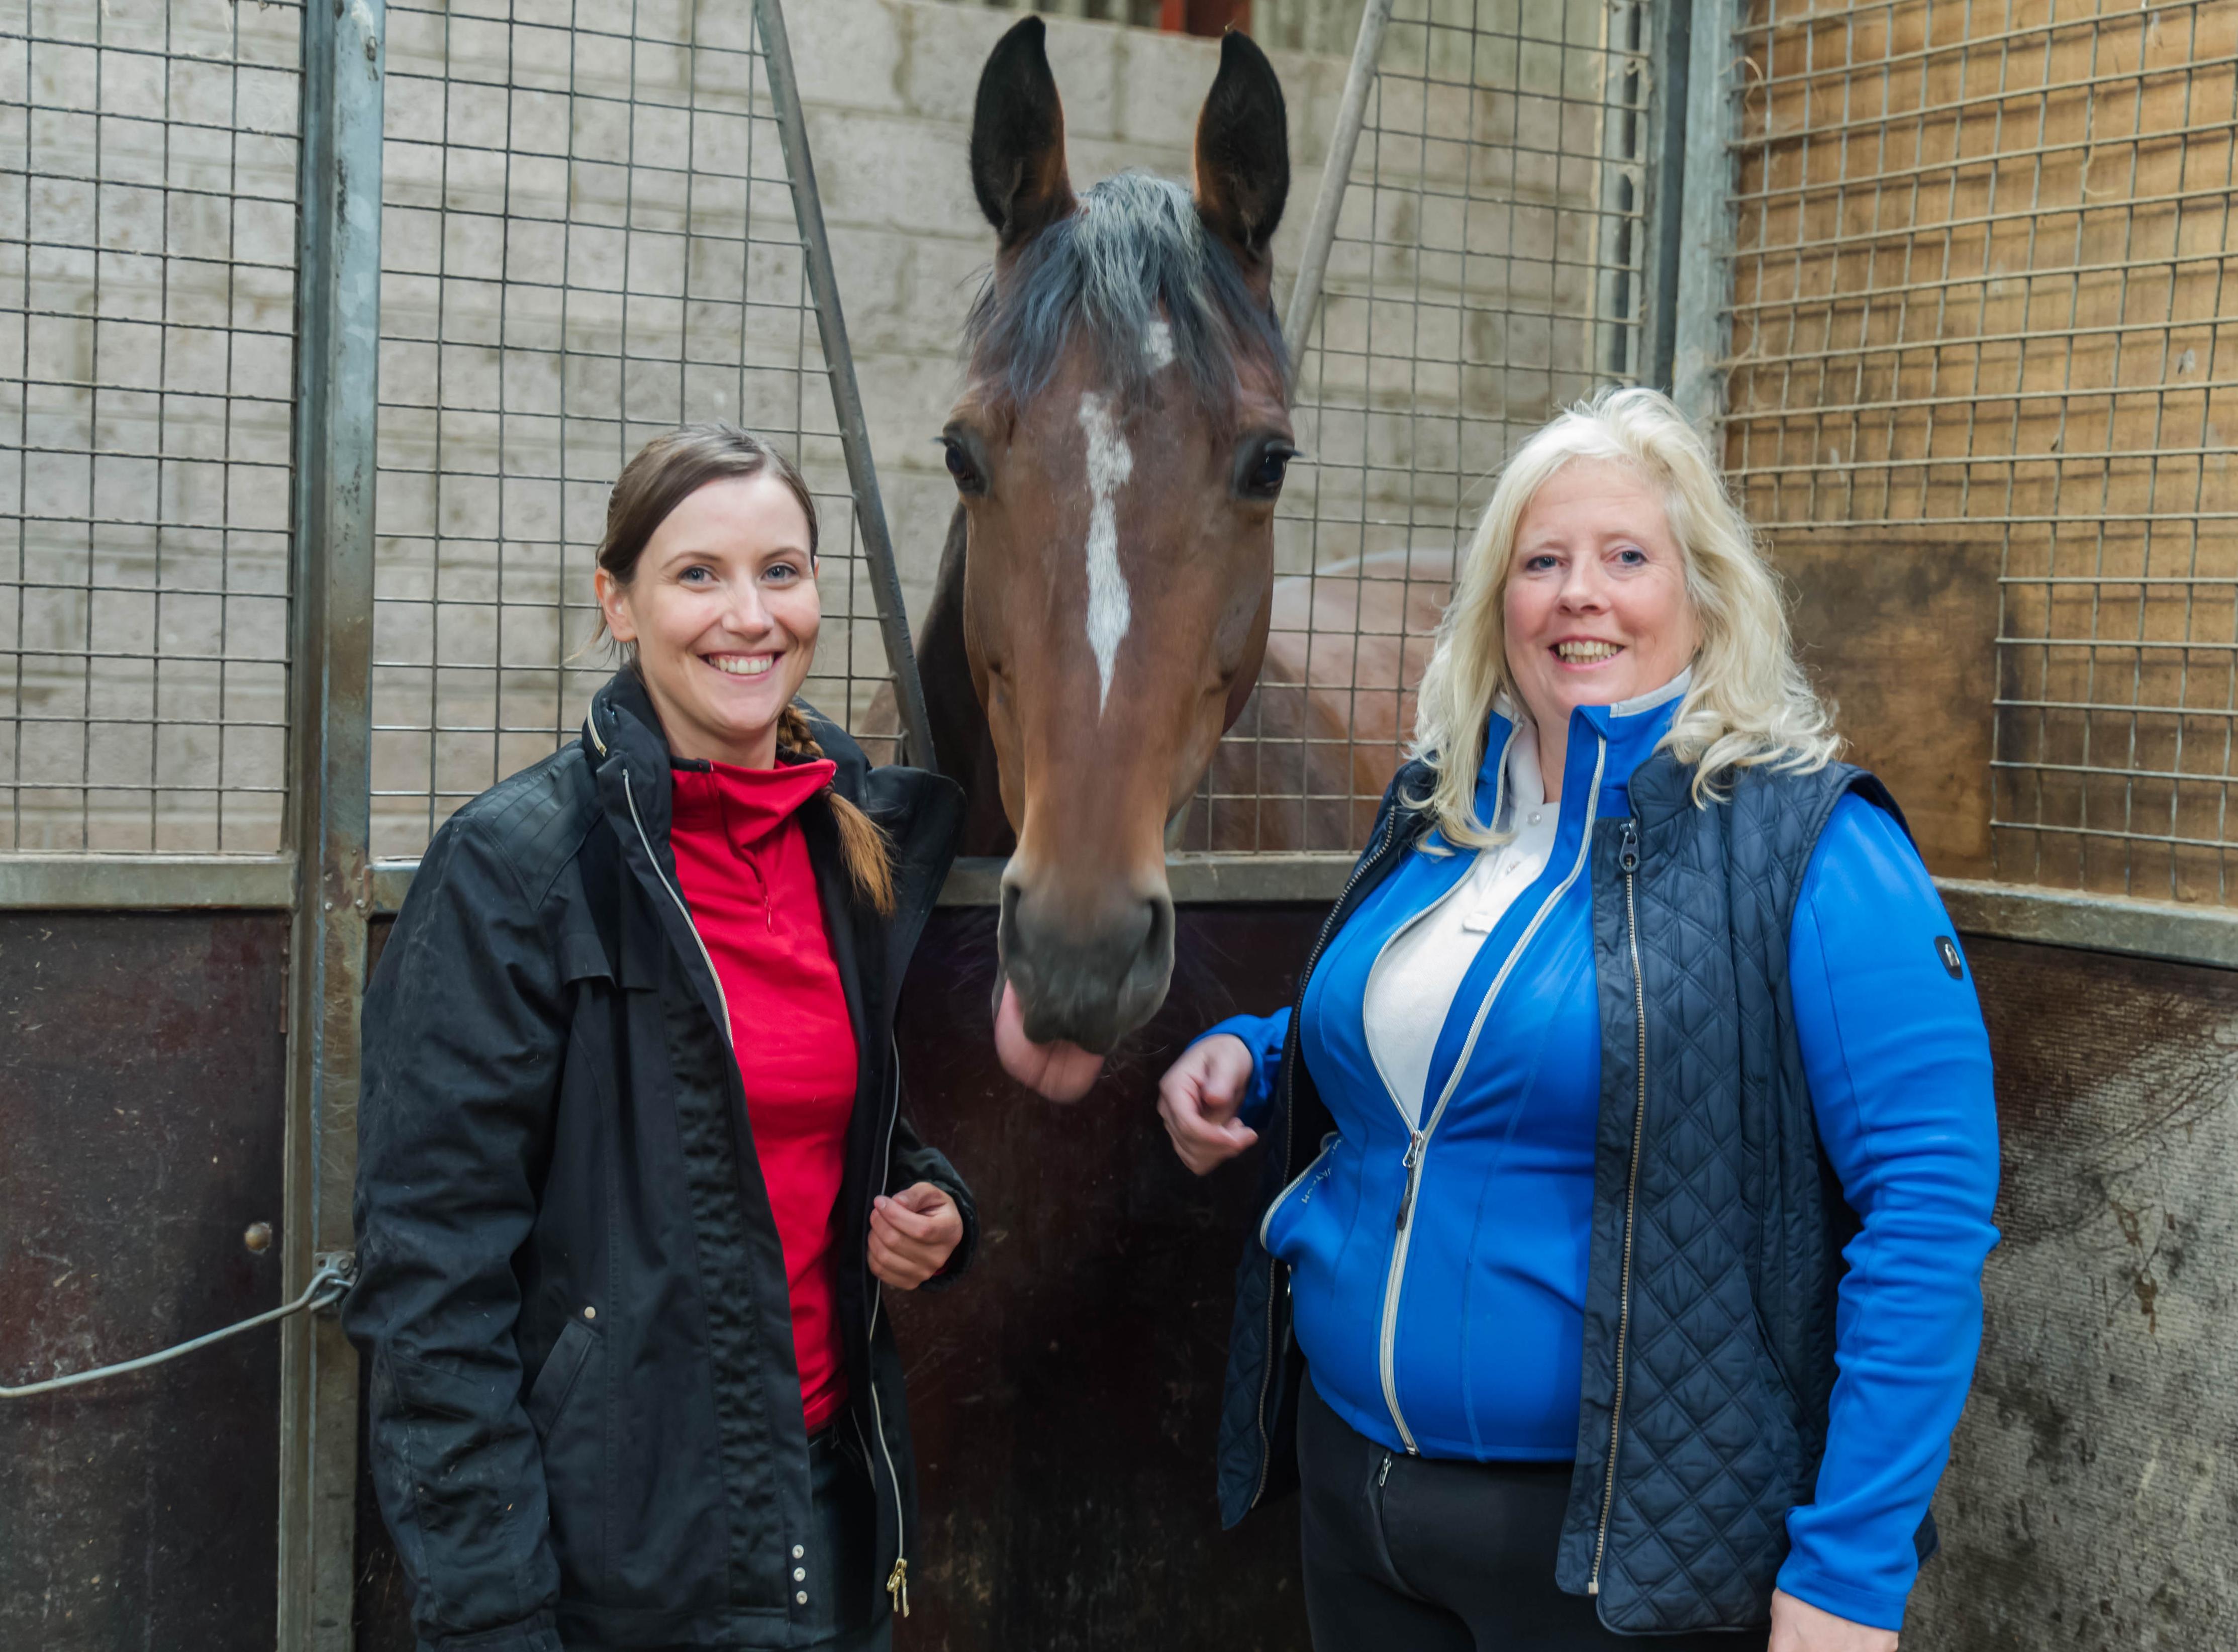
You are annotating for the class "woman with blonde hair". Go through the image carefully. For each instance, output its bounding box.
[348,425,974,1651]
[1157,388,1998,1650]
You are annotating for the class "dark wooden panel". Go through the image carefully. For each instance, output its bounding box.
[0,912,289,1652]
[1774,531,2003,879]
[888,906,1318,1652]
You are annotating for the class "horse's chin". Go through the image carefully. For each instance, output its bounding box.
[993,979,1106,1103]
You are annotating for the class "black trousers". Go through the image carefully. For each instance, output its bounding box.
[1297,1375,1769,1652]
[799,1423,892,1652]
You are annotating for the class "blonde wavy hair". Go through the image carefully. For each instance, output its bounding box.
[1409,386,1838,849]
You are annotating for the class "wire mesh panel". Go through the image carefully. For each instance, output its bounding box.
[1181,0,1657,852]
[370,0,898,860]
[1726,0,2238,900]
[0,0,299,852]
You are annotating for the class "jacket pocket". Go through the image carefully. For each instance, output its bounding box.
[528,1316,598,1441]
[531,1316,608,1594]
[1745,1298,1805,1487]
[1258,1132,1341,1255]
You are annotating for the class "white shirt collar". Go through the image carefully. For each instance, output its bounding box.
[1490,662,1693,731]
[1609,663,1694,719]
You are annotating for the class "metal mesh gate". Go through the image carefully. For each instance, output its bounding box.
[1180,0,1666,852]
[1724,0,2238,901]
[1,0,300,853]
[368,0,905,860]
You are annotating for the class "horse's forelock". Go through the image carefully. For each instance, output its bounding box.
[962,171,1287,415]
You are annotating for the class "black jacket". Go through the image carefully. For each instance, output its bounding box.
[347,670,973,1652]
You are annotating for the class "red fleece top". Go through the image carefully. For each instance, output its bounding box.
[669,756,856,1435]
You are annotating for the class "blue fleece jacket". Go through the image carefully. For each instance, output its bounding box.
[1199,693,1999,1631]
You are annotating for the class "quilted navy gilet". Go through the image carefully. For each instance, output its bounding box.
[1219,748,1932,1634]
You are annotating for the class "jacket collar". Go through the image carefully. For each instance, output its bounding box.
[580,666,966,986]
[581,667,879,814]
[1473,666,1692,828]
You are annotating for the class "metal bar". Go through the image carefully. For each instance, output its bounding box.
[1733,117,2238,205]
[1640,0,1693,388]
[940,859,2238,974]
[0,855,297,910]
[1733,48,2238,149]
[751,0,936,775]
[1722,179,2238,266]
[278,0,385,1641]
[1938,878,2238,971]
[1281,0,1397,359]
[938,853,1361,908]
[1671,0,1740,425]
[1733,3,2205,69]
[370,847,2238,974]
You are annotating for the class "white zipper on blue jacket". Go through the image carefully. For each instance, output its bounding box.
[1375,729,1609,1454]
[1254,726,1521,1255]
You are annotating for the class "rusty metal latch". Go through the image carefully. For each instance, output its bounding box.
[1,1254,355,1401]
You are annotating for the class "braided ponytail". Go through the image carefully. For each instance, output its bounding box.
[778,704,896,917]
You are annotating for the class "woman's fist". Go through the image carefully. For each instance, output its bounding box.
[1156,1034,1259,1176]
[868,1182,963,1289]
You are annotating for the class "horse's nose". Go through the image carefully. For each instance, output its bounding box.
[998,872,1176,1055]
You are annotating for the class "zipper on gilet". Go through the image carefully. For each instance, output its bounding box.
[1589,818,1646,1596]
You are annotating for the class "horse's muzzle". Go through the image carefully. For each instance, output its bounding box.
[996,869,1176,1056]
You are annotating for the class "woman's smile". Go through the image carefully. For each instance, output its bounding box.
[705,650,780,678]
[1550,636,1625,668]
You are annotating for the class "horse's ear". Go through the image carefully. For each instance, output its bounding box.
[970,17,1077,247]
[1194,31,1289,280]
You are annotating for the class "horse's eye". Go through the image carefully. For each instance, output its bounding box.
[942,440,985,497]
[1243,443,1295,499]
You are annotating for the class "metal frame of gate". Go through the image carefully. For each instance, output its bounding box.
[3,0,923,1641]
[8,0,2238,1646]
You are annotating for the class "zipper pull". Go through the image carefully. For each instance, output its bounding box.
[1619,821,1639,874]
[1395,1130,1427,1231]
[887,1557,909,1618]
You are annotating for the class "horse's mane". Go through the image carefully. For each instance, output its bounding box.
[962,170,1288,414]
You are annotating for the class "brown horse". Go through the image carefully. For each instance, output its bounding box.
[914,19,1294,1091]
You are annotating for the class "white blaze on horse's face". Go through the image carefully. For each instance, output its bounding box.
[1070,323,1172,714]
[1143,317,1175,372]
[1076,390,1133,712]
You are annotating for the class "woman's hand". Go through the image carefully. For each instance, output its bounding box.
[868,1182,963,1290]
[1769,1589,1897,1652]
[1156,1034,1259,1176]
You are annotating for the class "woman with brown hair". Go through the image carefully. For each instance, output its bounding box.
[347,425,972,1652]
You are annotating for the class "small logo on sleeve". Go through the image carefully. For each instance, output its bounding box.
[1934,935,1965,979]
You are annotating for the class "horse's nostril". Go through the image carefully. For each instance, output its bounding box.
[999,881,1177,1053]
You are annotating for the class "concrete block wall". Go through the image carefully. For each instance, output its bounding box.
[1,0,301,852]
[6,0,1628,850]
